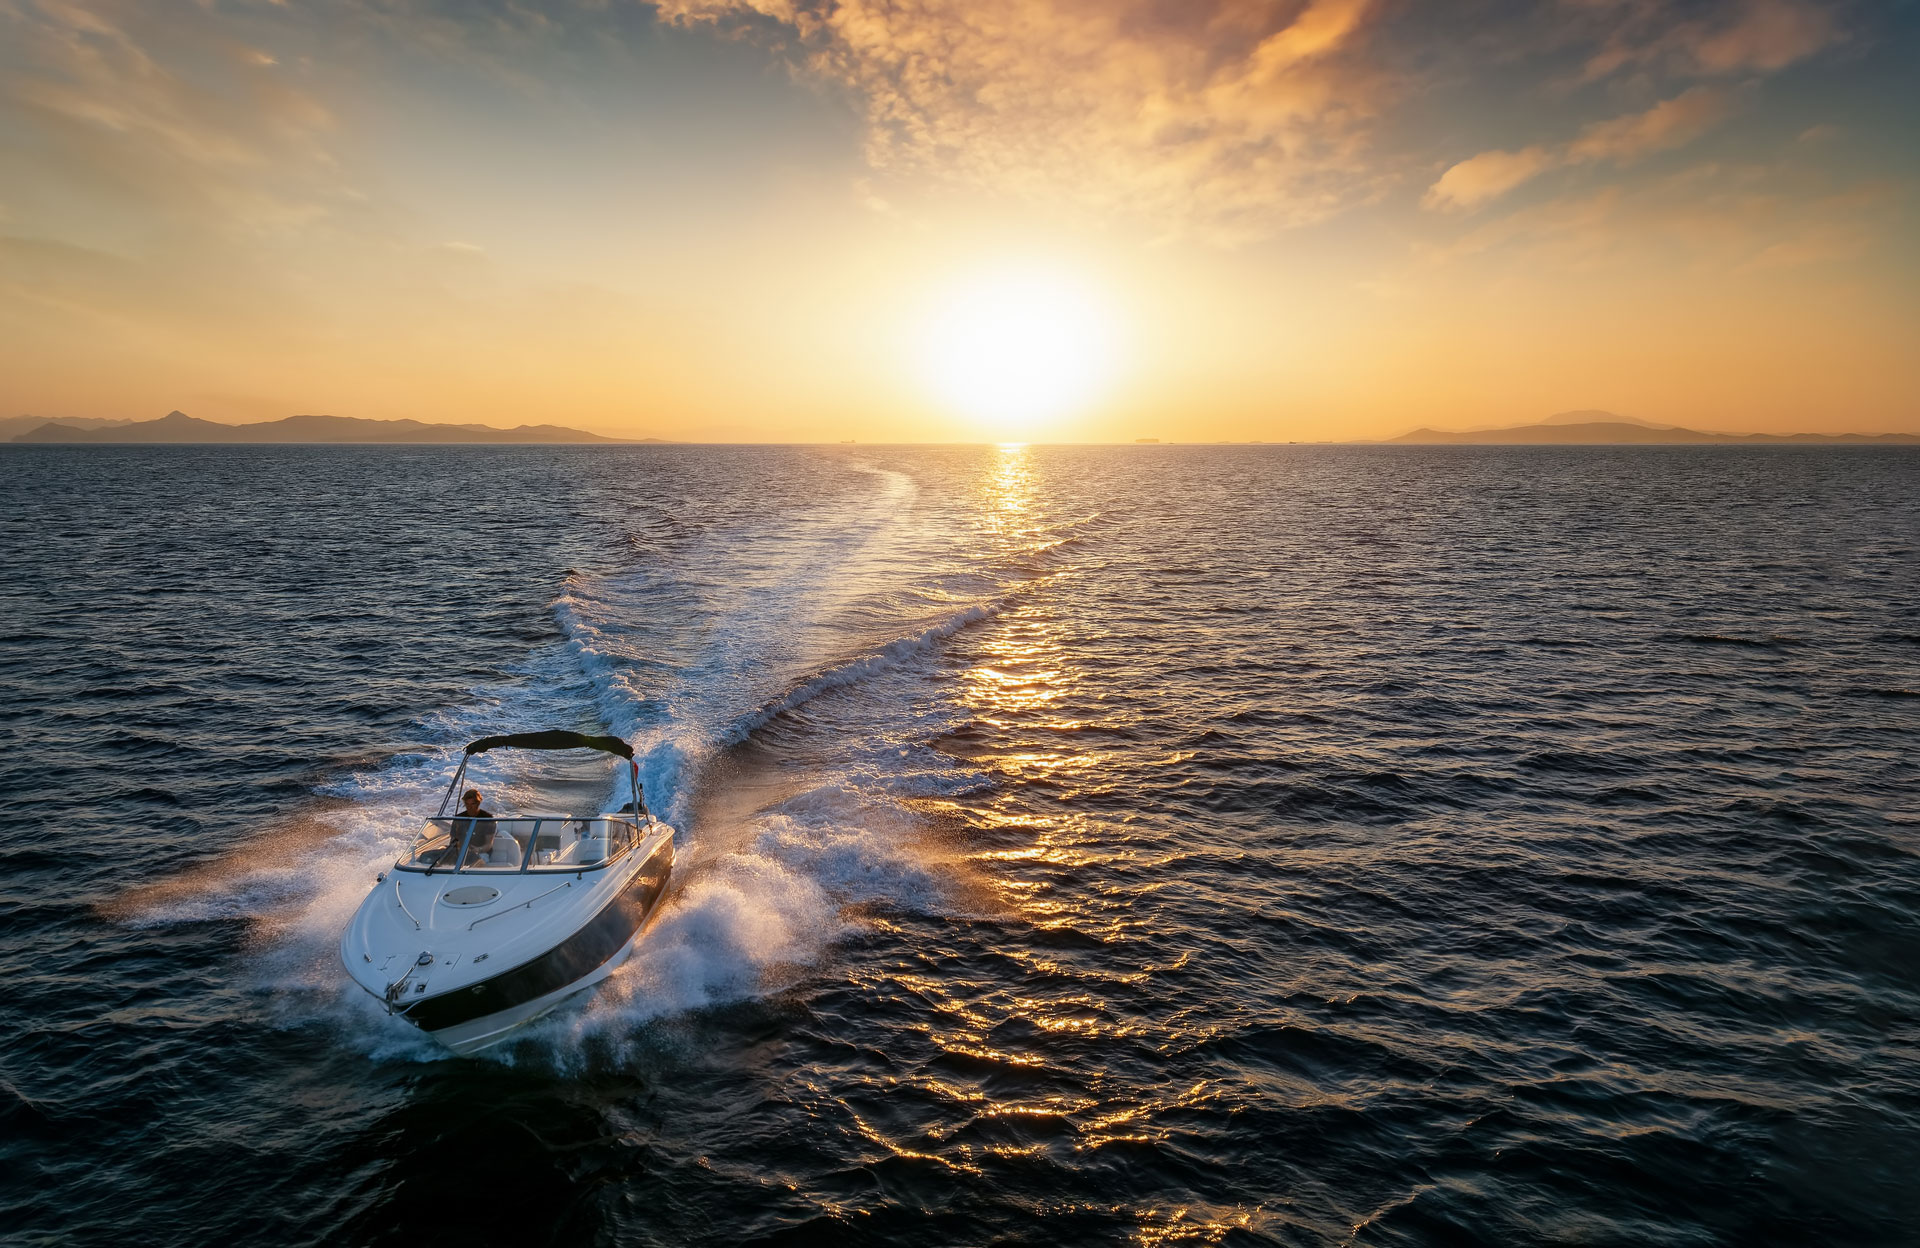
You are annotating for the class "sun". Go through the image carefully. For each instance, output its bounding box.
[913,263,1120,438]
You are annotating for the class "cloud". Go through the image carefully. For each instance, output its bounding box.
[1423,146,1558,213]
[651,0,1392,241]
[1426,87,1738,212]
[1692,0,1835,71]
[0,0,1868,264]
[1565,85,1736,163]
[1419,1,1837,218]
[1578,0,1837,80]
[1,0,342,233]
[1416,159,1898,278]
[648,0,1848,240]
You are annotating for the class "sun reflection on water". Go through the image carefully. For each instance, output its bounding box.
[866,444,1264,1242]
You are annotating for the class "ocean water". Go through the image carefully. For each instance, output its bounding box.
[1,443,1916,1247]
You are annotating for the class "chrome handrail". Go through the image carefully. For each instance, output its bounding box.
[468,880,574,930]
[392,875,421,930]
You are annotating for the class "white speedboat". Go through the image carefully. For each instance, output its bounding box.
[339,730,673,1054]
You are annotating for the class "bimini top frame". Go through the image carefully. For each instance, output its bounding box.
[434,729,650,822]
[464,730,632,759]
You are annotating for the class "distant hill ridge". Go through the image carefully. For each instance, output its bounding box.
[1391,412,1919,445]
[1531,409,1678,430]
[11,410,645,445]
[0,414,134,440]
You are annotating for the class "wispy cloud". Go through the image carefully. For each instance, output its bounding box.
[1426,86,1740,212]
[653,0,1394,241]
[2,0,342,232]
[1577,0,1838,79]
[1423,146,1561,214]
[651,0,1852,240]
[1417,158,1898,278]
[1566,86,1738,162]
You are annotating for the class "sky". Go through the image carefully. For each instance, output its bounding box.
[1,0,1916,442]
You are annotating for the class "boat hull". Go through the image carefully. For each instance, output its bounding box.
[426,928,644,1054]
[342,826,674,1055]
[403,839,672,1048]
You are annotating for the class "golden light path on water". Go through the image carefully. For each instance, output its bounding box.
[843,445,1252,1245]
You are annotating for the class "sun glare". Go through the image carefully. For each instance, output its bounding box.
[914,265,1120,437]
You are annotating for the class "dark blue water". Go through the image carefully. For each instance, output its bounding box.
[2,444,1917,1246]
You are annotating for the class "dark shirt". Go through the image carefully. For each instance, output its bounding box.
[448,809,496,858]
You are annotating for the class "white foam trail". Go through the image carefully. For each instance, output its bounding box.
[517,778,954,1066]
[714,603,999,749]
[125,455,1032,1064]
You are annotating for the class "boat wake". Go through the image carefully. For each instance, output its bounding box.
[113,456,1032,1064]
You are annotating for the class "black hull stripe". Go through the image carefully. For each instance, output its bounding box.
[407,841,672,1033]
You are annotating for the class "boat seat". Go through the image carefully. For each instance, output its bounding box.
[552,827,607,865]
[487,832,523,868]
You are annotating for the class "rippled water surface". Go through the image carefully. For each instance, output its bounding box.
[2,444,1917,1246]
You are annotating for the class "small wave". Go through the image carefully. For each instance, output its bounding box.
[1522,636,1594,649]
[1179,777,1410,823]
[1660,632,1798,650]
[1520,750,1636,777]
[713,603,1000,749]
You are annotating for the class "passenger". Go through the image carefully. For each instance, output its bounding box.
[442,788,497,866]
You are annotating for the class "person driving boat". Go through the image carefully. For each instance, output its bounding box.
[440,788,496,865]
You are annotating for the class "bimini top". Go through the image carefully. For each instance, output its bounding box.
[463,730,634,759]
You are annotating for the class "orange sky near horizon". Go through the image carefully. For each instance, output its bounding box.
[1,0,1916,442]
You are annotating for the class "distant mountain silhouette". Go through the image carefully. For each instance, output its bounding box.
[1388,416,1919,445]
[12,410,650,444]
[0,414,134,440]
[1534,409,1679,430]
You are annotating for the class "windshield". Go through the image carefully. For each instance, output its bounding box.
[399,815,641,873]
